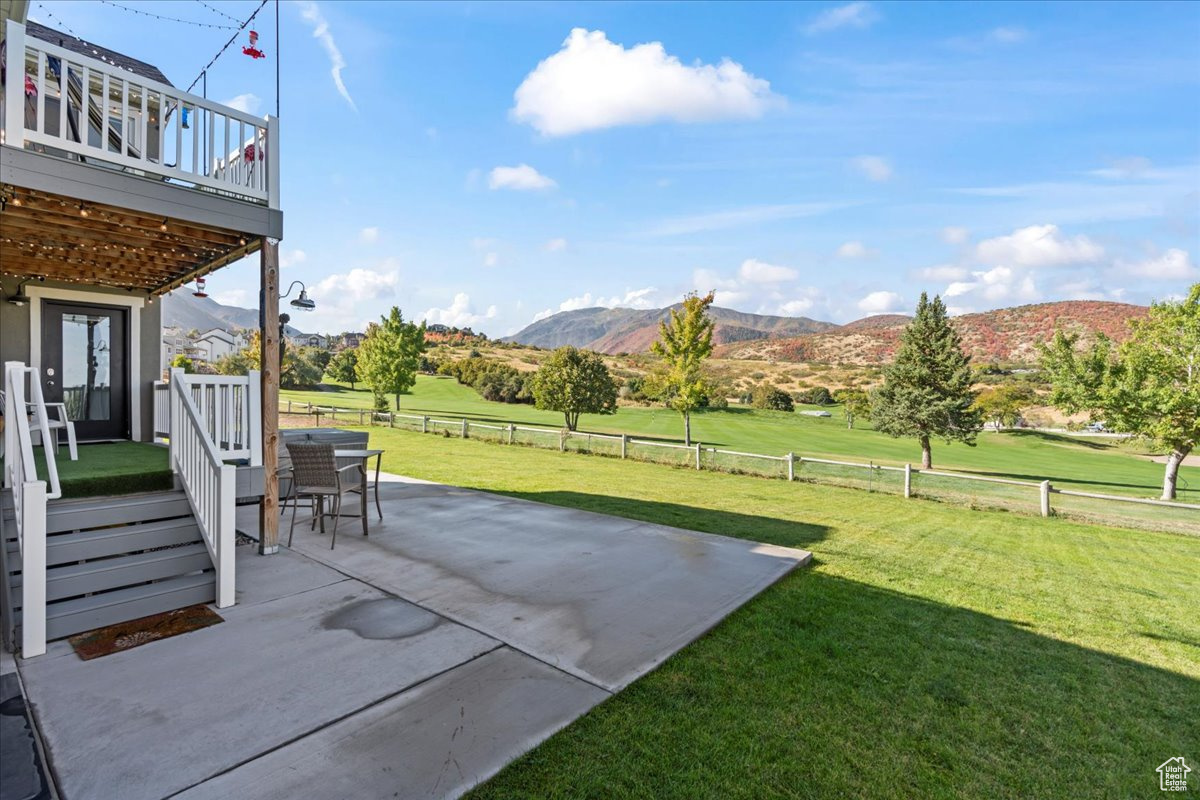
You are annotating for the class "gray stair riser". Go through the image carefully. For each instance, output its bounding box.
[5,520,203,566]
[12,545,212,603]
[42,497,194,534]
[16,574,218,641]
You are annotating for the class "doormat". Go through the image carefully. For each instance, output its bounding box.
[68,605,224,660]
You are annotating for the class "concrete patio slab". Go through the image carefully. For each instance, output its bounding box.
[285,477,810,691]
[18,559,499,800]
[176,646,610,800]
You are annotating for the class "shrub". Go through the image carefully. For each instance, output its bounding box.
[751,384,794,412]
[796,386,833,406]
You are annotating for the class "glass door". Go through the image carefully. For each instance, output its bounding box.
[41,302,129,441]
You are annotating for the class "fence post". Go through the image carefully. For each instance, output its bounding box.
[462,419,469,439]
[1040,480,1052,517]
[904,463,912,498]
[359,409,365,426]
[388,413,394,428]
[695,442,702,470]
[787,452,795,481]
[621,434,628,459]
[508,423,515,444]
[560,430,567,451]
[869,461,874,492]
[422,415,429,433]
[286,400,292,414]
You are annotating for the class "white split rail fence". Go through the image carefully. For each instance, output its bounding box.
[278,401,1200,533]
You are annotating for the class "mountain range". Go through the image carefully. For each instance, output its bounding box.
[161,290,307,338]
[504,305,836,353]
[508,301,1149,365]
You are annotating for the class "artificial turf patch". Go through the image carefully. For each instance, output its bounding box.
[34,441,174,498]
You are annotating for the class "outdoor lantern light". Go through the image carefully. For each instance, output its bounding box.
[281,280,315,311]
[6,278,40,306]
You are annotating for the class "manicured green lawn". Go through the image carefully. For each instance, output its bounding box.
[355,429,1198,799]
[282,376,1199,501]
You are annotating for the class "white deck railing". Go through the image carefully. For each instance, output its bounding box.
[168,369,235,608]
[3,362,61,657]
[155,372,261,465]
[2,20,279,208]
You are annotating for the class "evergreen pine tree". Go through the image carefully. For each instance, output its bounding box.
[871,293,982,469]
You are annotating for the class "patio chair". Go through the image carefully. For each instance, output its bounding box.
[284,442,366,550]
[0,390,78,461]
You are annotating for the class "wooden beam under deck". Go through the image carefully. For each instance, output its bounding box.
[0,184,256,293]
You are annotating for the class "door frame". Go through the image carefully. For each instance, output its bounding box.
[27,286,144,440]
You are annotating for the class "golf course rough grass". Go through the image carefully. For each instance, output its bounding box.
[353,428,1197,800]
[281,376,1199,503]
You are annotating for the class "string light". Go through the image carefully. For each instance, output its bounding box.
[98,0,239,31]
[194,0,243,26]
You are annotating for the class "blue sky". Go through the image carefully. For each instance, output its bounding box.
[34,0,1200,335]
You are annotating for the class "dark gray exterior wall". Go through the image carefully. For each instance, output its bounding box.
[0,276,160,442]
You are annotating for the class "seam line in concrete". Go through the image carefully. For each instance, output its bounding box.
[163,642,508,799]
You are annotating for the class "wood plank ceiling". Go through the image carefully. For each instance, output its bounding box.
[0,184,260,294]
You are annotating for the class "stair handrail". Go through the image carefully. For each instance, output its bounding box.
[2,362,49,657]
[167,369,235,608]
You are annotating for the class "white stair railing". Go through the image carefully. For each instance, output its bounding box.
[168,369,235,608]
[180,372,262,465]
[3,362,52,657]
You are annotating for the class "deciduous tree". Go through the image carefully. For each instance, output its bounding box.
[871,293,982,468]
[972,384,1038,429]
[326,348,359,389]
[833,388,871,429]
[356,308,427,409]
[531,346,618,431]
[1040,284,1199,499]
[650,291,715,445]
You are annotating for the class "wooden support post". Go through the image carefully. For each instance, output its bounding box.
[904,463,912,498]
[461,418,469,438]
[422,415,429,433]
[508,423,515,444]
[621,434,628,459]
[787,452,795,481]
[695,442,702,470]
[258,238,280,555]
[359,409,365,426]
[1040,480,1052,517]
[560,431,566,451]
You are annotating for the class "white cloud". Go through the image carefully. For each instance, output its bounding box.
[1090,156,1153,180]
[358,226,380,244]
[221,93,261,114]
[297,1,356,111]
[852,155,892,182]
[915,264,968,282]
[645,202,850,236]
[857,290,905,315]
[488,164,557,191]
[422,293,498,328]
[989,26,1029,44]
[779,299,815,315]
[943,266,1040,305]
[974,224,1103,267]
[804,2,880,35]
[738,258,798,283]
[483,252,499,268]
[313,267,399,302]
[1120,249,1197,280]
[941,226,970,245]
[539,287,660,320]
[280,249,307,269]
[213,289,250,307]
[836,241,876,259]
[776,287,828,316]
[511,28,779,137]
[543,237,568,252]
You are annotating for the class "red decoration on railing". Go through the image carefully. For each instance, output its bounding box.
[242,29,265,60]
[24,74,37,97]
[244,143,265,162]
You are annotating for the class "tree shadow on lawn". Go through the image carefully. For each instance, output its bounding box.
[1003,428,1119,451]
[952,467,1167,494]
[473,569,1200,799]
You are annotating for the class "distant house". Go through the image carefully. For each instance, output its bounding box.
[161,328,204,368]
[193,328,238,364]
[336,332,364,349]
[305,334,328,349]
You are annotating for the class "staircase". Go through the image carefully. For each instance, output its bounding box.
[2,490,216,643]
